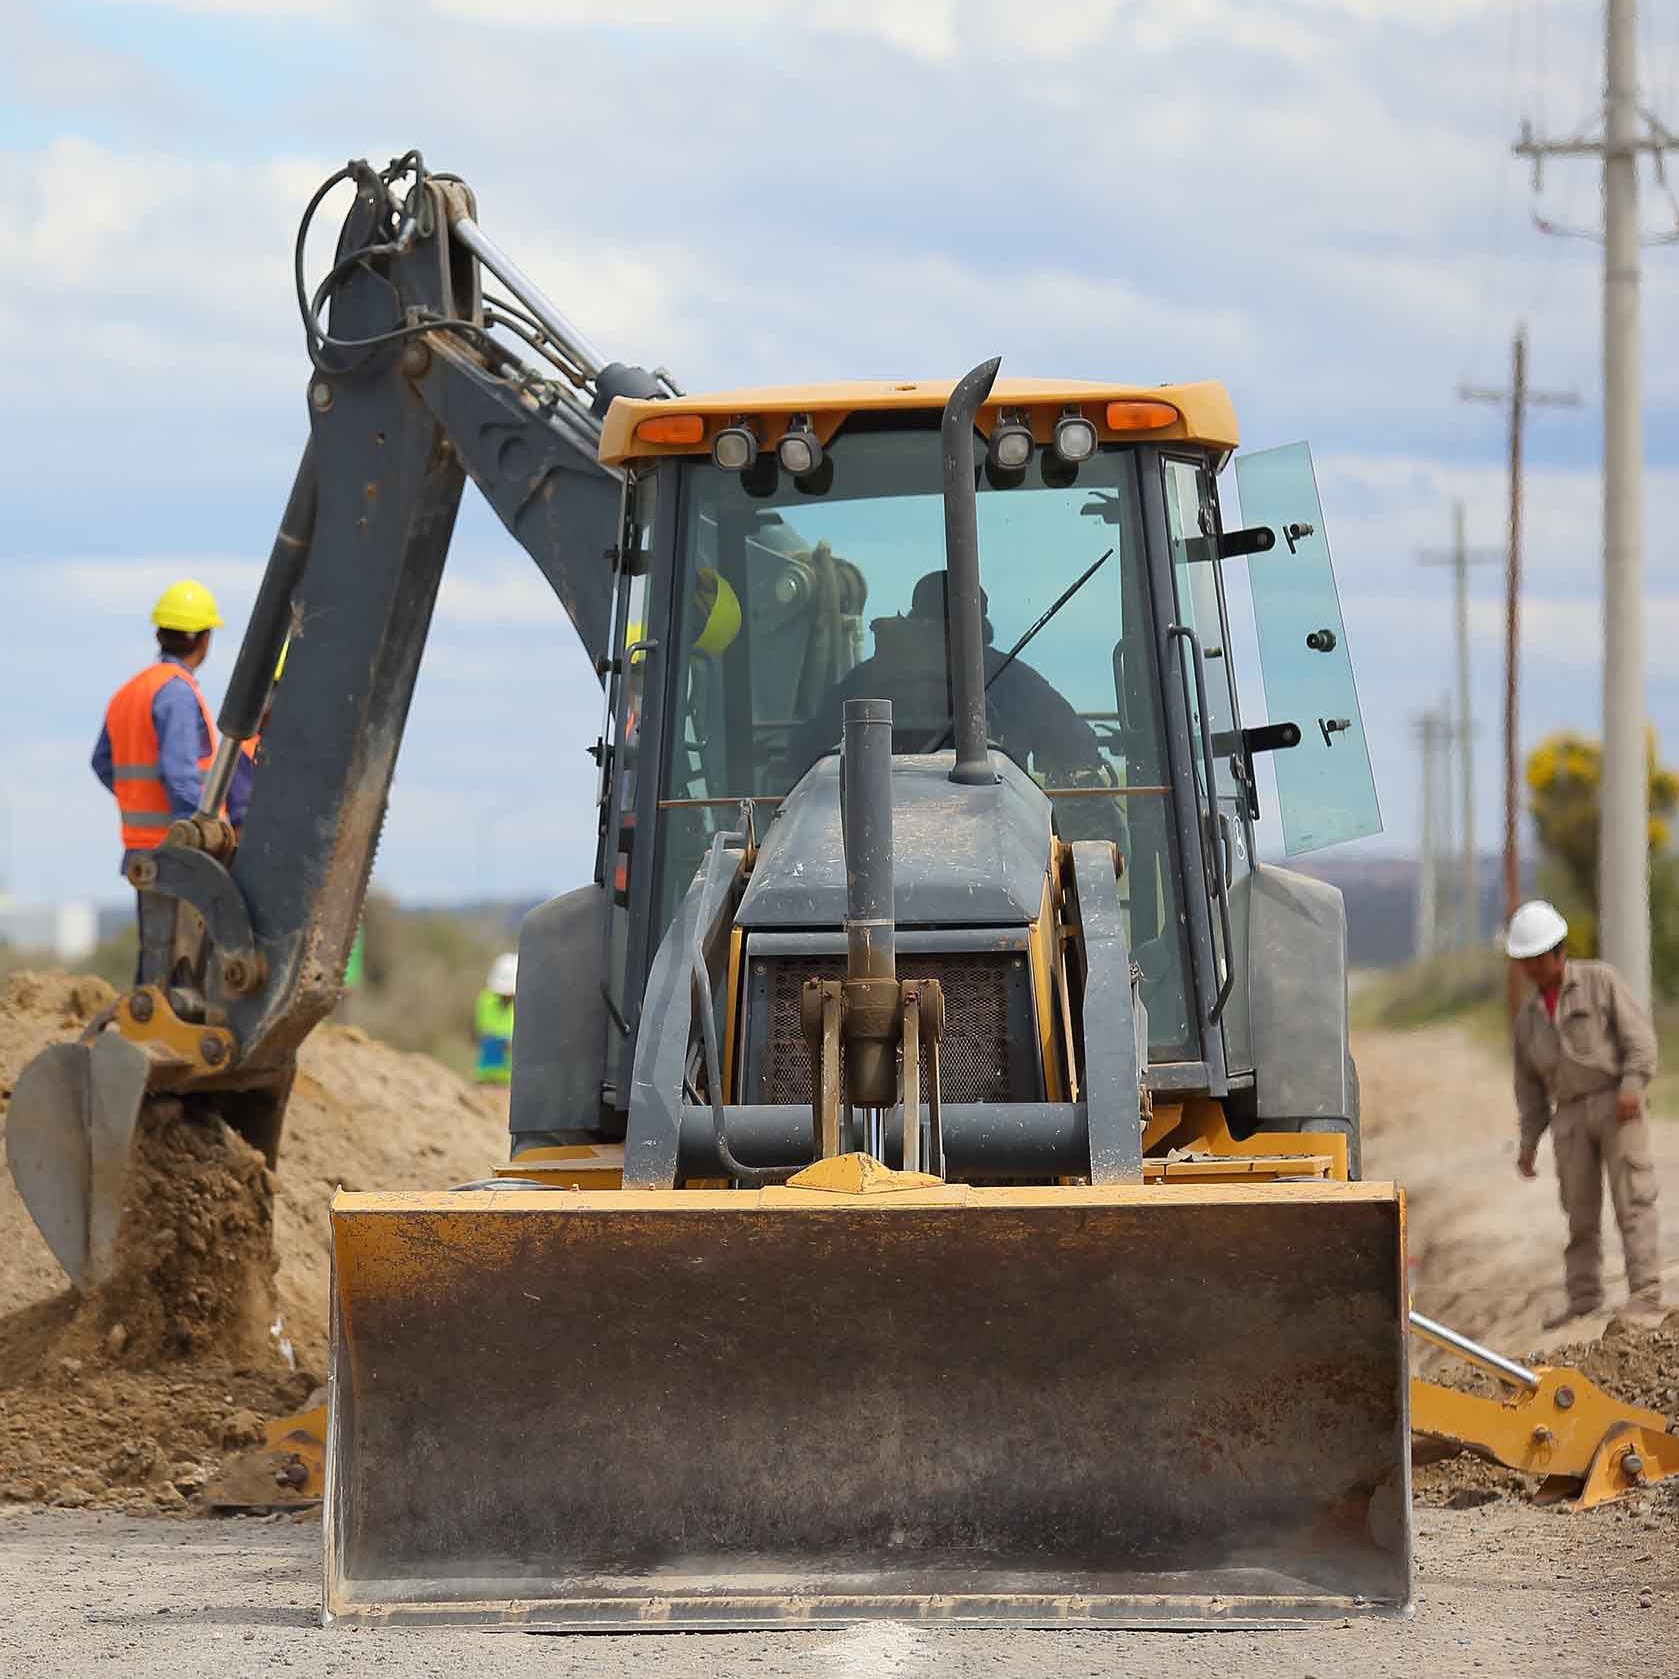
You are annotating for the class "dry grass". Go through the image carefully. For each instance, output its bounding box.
[352,894,515,1077]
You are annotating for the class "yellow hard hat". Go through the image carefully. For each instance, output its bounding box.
[151,579,224,633]
[621,574,740,667]
[693,568,741,657]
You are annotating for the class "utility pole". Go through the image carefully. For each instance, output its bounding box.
[1414,705,1455,962]
[1461,329,1579,1016]
[1415,709,1442,962]
[1418,502,1499,948]
[1514,0,1677,1009]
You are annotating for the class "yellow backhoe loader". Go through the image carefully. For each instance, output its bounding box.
[11,152,1412,1628]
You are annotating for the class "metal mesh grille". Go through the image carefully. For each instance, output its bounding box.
[751,953,1031,1106]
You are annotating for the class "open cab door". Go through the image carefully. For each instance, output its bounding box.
[1235,443,1381,855]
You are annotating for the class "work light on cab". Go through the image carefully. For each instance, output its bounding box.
[776,416,823,477]
[987,414,1035,472]
[1053,409,1098,463]
[712,424,758,472]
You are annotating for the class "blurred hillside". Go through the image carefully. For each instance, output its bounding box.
[1286,853,1525,968]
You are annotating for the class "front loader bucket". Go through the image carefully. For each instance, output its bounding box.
[325,1179,1410,1629]
[6,1033,150,1291]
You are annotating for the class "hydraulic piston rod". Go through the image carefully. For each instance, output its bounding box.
[450,213,682,402]
[1408,1310,1538,1390]
[451,213,610,382]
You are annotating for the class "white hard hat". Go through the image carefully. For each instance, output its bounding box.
[1503,900,1568,961]
[487,952,519,994]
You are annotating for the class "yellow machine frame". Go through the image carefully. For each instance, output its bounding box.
[599,377,1240,466]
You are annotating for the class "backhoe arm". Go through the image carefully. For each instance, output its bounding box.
[11,157,671,1286]
[127,155,662,1126]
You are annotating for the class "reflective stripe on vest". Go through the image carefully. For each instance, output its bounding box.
[104,661,218,853]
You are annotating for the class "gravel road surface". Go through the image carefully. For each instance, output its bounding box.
[3,1498,1675,1679]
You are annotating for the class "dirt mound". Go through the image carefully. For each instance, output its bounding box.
[0,1097,300,1513]
[1548,1312,1679,1418]
[0,971,506,1514]
[1412,1452,1530,1509]
[273,1023,507,1367]
[0,1296,313,1513]
[0,971,115,1078]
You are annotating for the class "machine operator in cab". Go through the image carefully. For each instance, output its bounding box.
[782,571,1109,795]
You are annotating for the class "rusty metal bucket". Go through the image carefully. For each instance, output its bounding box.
[324,1179,1410,1629]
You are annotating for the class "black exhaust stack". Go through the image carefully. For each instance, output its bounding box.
[940,356,1001,786]
[840,697,898,1107]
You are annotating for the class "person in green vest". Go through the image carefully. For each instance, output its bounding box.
[474,953,517,1110]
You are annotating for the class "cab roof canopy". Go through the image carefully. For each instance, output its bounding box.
[597,377,1238,467]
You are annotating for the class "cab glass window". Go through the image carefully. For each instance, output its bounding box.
[655,421,1196,1059]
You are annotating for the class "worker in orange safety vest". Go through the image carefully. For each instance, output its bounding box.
[92,581,254,957]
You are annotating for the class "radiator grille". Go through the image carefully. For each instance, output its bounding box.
[748,952,1035,1106]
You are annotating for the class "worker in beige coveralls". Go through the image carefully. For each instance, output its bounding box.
[1507,899,1663,1328]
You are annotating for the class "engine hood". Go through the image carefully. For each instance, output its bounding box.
[736,750,1052,930]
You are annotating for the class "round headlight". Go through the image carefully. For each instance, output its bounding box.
[777,424,822,478]
[988,420,1034,472]
[713,425,757,472]
[1053,412,1097,464]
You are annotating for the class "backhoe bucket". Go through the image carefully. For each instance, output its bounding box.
[325,1179,1410,1629]
[6,1033,151,1292]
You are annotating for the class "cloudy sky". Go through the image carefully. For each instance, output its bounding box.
[5,0,1678,906]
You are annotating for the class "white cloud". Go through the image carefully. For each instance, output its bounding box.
[1332,586,1679,680]
[30,557,263,616]
[476,231,696,370]
[0,138,316,307]
[16,553,588,634]
[111,0,1510,50]
[0,139,321,410]
[435,568,573,627]
[98,0,338,11]
[436,0,962,58]
[1309,453,1679,599]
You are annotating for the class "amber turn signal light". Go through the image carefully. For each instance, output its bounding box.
[1105,400,1179,432]
[635,413,706,446]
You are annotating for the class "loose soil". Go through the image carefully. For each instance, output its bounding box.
[0,971,506,1514]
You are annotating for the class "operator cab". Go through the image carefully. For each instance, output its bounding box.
[595,379,1379,1116]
